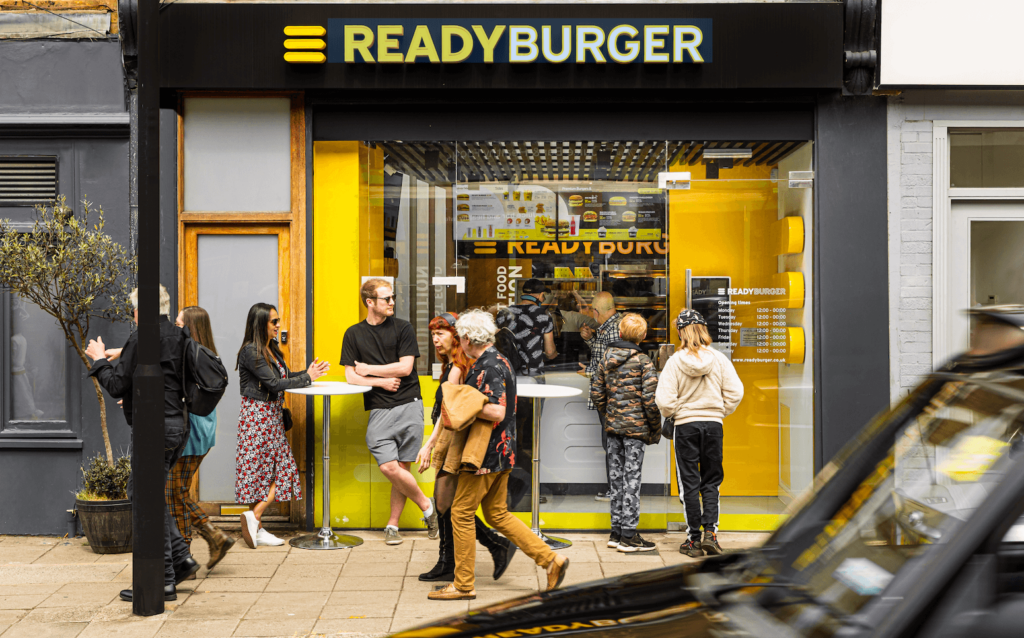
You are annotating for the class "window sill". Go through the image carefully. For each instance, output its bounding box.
[0,438,83,449]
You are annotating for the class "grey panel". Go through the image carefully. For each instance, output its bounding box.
[0,41,125,114]
[197,234,279,502]
[183,97,291,212]
[0,449,82,534]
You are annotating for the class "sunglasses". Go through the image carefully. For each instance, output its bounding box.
[270,318,280,326]
[373,295,396,304]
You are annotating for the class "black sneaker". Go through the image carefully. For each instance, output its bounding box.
[617,533,656,553]
[701,531,723,555]
[607,532,621,548]
[680,538,704,558]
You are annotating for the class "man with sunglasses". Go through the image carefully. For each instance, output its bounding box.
[342,278,438,546]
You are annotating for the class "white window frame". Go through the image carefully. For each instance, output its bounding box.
[933,121,1024,367]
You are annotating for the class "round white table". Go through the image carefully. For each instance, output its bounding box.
[517,380,582,550]
[285,382,371,550]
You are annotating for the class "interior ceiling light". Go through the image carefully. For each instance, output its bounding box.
[702,148,753,160]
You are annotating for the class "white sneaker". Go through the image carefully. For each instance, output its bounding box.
[255,528,284,546]
[240,511,259,549]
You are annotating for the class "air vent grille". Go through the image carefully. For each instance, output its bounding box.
[0,157,58,205]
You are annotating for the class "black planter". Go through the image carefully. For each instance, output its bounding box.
[75,498,132,554]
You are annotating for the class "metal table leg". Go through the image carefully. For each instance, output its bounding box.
[290,395,363,550]
[530,396,571,549]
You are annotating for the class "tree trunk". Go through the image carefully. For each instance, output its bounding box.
[90,376,114,466]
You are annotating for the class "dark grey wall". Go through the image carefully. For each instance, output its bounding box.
[0,41,124,114]
[814,92,890,466]
[0,41,131,535]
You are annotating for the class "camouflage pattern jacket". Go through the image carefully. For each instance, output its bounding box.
[590,340,662,444]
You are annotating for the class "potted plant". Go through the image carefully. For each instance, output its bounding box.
[75,455,133,553]
[0,197,136,550]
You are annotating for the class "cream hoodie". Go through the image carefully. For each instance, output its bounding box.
[655,346,744,425]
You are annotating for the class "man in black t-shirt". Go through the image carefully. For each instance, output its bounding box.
[342,278,438,546]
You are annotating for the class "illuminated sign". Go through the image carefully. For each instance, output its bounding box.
[285,19,712,65]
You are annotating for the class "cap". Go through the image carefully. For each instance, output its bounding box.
[521,279,550,295]
[675,308,707,330]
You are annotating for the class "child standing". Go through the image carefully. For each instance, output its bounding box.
[590,313,662,552]
[655,309,744,558]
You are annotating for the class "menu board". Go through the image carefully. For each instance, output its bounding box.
[454,184,665,241]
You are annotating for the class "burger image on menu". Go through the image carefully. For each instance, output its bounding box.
[457,203,470,212]
[457,193,470,201]
[582,210,599,222]
[621,210,637,222]
[457,213,470,222]
[568,195,584,207]
[609,196,627,206]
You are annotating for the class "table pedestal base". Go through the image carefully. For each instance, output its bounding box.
[289,529,363,550]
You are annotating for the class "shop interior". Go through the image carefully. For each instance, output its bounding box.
[315,137,815,531]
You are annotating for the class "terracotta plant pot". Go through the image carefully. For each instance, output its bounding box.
[75,498,132,554]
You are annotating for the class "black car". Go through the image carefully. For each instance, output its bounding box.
[393,308,1024,638]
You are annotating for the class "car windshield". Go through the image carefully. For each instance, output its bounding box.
[751,375,1024,632]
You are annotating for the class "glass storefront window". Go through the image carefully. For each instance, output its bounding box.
[10,295,65,421]
[951,128,1024,188]
[344,137,814,531]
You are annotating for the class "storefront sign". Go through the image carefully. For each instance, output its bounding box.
[462,240,668,258]
[309,19,711,65]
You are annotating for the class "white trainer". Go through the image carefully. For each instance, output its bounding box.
[240,511,259,549]
[255,528,285,546]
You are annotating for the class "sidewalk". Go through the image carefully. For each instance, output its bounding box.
[0,530,768,638]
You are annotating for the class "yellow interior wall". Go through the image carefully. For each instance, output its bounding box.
[313,141,436,530]
[668,163,780,496]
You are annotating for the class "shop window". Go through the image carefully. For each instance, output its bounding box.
[1,291,75,437]
[951,128,1024,188]
[182,97,292,212]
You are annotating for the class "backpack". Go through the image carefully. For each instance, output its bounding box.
[494,326,528,376]
[181,328,229,417]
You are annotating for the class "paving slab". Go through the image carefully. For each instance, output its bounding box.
[0,564,124,585]
[334,576,405,592]
[232,618,316,637]
[241,591,330,620]
[0,621,89,638]
[152,619,240,638]
[37,583,125,608]
[76,618,165,638]
[0,547,54,564]
[310,616,394,635]
[19,606,100,624]
[202,564,278,579]
[191,578,269,593]
[170,592,260,621]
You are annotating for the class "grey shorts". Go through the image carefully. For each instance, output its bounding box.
[366,399,424,466]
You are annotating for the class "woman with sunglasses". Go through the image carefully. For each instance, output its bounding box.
[416,312,517,582]
[235,302,329,549]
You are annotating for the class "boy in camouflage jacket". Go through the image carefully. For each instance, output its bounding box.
[590,313,661,552]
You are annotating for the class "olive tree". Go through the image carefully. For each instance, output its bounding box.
[0,196,135,465]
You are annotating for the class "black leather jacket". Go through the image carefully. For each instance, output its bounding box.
[237,342,310,401]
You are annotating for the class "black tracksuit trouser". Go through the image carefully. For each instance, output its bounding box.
[674,420,724,540]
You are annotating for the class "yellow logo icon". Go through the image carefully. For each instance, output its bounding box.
[284,26,326,64]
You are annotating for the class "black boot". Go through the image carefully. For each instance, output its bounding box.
[475,516,517,580]
[419,510,455,581]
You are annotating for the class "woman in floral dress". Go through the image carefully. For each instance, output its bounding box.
[234,302,329,549]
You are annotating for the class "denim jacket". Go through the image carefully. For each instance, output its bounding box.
[237,342,310,402]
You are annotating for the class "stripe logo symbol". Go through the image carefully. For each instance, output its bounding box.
[284,26,327,64]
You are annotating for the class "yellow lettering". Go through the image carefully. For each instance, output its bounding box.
[345,25,375,63]
[566,623,591,630]
[472,25,507,63]
[635,241,653,254]
[583,241,593,254]
[525,241,540,254]
[653,241,668,254]
[442,25,474,63]
[542,626,569,633]
[509,26,539,63]
[644,25,670,63]
[541,242,560,254]
[616,242,634,254]
[541,25,572,63]
[508,241,525,254]
[406,25,440,63]
[561,241,579,254]
[497,632,520,638]
[576,26,606,63]
[674,26,704,63]
[607,25,640,64]
[591,620,618,627]
[377,25,405,63]
[599,242,615,255]
[520,629,543,635]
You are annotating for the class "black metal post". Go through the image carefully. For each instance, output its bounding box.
[132,0,165,617]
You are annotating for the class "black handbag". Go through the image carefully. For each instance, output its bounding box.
[282,407,293,432]
[662,417,675,441]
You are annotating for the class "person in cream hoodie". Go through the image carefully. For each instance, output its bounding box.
[655,309,743,558]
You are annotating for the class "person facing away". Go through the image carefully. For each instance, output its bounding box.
[590,313,662,554]
[84,284,199,602]
[341,278,439,546]
[167,306,235,570]
[427,309,569,601]
[580,290,623,501]
[655,308,743,558]
[235,302,329,550]
[415,312,516,583]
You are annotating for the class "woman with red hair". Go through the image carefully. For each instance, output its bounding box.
[416,312,517,582]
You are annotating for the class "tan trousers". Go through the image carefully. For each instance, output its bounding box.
[451,470,555,592]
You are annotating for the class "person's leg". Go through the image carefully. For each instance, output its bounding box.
[181,454,210,530]
[451,472,489,592]
[621,438,646,539]
[698,422,724,536]
[479,471,555,569]
[434,471,459,514]
[606,433,625,537]
[675,423,704,543]
[166,456,190,544]
[598,413,611,499]
[164,423,192,585]
[252,483,276,524]
[379,461,429,526]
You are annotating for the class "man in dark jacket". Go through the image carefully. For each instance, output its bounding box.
[590,313,660,553]
[85,285,199,602]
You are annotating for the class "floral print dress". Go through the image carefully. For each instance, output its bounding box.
[234,358,302,503]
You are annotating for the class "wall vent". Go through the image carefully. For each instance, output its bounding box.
[0,156,58,206]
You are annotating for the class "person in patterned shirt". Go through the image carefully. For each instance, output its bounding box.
[428,310,569,601]
[580,291,623,501]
